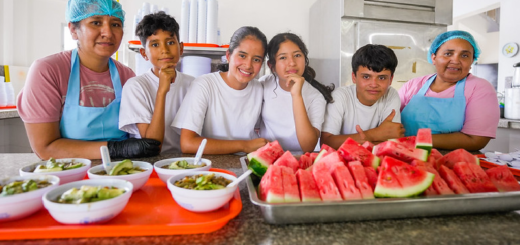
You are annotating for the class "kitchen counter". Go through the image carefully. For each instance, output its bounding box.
[2,153,520,245]
[0,109,19,119]
[499,118,520,129]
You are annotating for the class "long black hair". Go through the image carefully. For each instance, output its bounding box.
[217,26,268,72]
[267,33,334,103]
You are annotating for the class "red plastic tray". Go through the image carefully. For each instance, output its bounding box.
[477,154,520,179]
[0,168,242,240]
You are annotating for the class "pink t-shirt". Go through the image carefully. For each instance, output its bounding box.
[17,50,135,123]
[398,74,499,138]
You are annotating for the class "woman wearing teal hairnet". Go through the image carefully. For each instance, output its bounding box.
[17,0,160,159]
[398,30,499,151]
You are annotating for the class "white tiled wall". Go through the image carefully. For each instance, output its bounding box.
[0,118,32,153]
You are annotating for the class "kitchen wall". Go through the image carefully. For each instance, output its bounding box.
[453,0,520,94]
[2,0,318,68]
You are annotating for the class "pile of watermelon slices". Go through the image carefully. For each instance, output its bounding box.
[248,128,520,203]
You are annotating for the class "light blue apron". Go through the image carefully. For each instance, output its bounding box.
[401,74,466,136]
[59,49,128,141]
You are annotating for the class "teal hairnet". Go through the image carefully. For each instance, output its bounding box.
[66,0,125,26]
[428,30,481,64]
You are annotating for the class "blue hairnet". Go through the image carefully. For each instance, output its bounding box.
[66,0,125,26]
[428,30,481,64]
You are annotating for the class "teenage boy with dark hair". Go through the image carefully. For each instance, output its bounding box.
[119,12,194,153]
[321,44,404,149]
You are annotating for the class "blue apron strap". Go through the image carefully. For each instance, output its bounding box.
[453,76,467,98]
[64,49,81,105]
[417,74,437,96]
[108,58,122,99]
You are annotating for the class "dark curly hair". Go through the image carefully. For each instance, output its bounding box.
[136,11,180,46]
[267,33,335,103]
[217,26,268,72]
[352,44,398,76]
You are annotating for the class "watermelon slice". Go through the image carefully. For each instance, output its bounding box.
[347,161,374,199]
[313,149,330,164]
[436,149,479,170]
[338,138,380,169]
[465,163,498,192]
[486,166,520,192]
[373,141,428,163]
[309,152,319,163]
[281,166,301,202]
[273,151,300,173]
[424,166,454,195]
[258,165,284,203]
[312,168,342,201]
[331,165,362,200]
[430,149,443,161]
[453,162,497,193]
[361,141,374,152]
[313,152,344,172]
[299,154,313,170]
[321,144,337,152]
[389,136,416,150]
[247,141,284,177]
[364,166,378,190]
[415,128,432,154]
[296,169,321,202]
[374,157,434,198]
[438,165,470,194]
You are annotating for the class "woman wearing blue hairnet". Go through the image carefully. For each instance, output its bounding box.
[17,0,160,159]
[399,30,499,151]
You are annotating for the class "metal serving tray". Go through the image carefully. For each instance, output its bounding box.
[240,157,520,224]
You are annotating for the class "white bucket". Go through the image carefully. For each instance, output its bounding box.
[504,88,520,119]
[181,56,212,78]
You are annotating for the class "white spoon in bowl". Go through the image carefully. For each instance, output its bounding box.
[227,169,253,188]
[100,146,113,173]
[193,139,207,165]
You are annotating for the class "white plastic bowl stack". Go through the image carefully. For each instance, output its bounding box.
[42,179,133,224]
[167,171,237,212]
[0,175,60,222]
[154,158,212,183]
[87,161,153,192]
[19,158,92,184]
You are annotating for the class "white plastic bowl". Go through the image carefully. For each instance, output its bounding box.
[0,175,60,222]
[19,158,92,184]
[154,158,212,183]
[167,171,237,212]
[87,161,152,192]
[42,179,133,224]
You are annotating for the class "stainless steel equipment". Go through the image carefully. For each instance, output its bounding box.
[512,62,520,87]
[240,157,520,224]
[309,0,453,90]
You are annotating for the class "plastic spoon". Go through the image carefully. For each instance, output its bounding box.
[100,146,113,173]
[227,169,253,188]
[193,139,207,165]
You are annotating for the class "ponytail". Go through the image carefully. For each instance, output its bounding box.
[303,66,335,103]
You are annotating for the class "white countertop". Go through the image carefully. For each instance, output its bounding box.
[0,109,19,119]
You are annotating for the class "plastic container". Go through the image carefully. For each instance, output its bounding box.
[181,56,212,78]
[87,161,153,192]
[154,157,212,183]
[0,175,60,223]
[19,158,91,184]
[0,78,7,107]
[167,171,238,212]
[42,179,133,224]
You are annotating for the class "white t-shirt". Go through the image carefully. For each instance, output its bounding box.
[172,72,263,141]
[259,74,326,151]
[322,84,401,135]
[119,69,194,153]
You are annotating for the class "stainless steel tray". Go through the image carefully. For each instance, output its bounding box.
[240,157,520,224]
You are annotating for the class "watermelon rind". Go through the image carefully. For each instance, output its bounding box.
[248,157,270,177]
[371,156,381,169]
[313,149,328,164]
[412,148,429,162]
[374,172,435,198]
